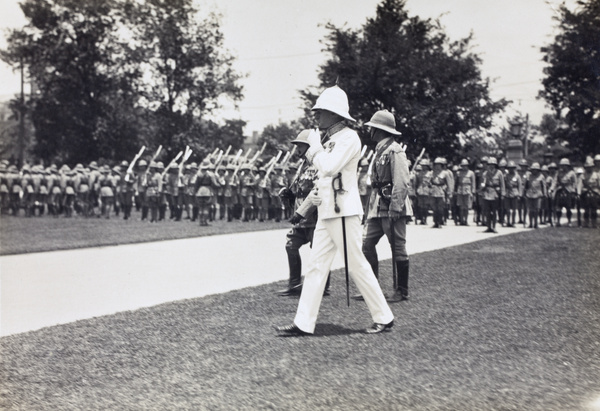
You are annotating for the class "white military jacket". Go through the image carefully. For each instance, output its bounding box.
[306,126,364,220]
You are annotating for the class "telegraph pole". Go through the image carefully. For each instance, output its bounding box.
[18,57,25,168]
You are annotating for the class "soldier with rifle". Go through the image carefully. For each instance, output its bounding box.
[480,157,506,233]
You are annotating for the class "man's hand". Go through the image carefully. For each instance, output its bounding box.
[289,212,304,225]
[308,188,322,206]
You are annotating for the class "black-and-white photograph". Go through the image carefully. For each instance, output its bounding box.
[1,0,599,409]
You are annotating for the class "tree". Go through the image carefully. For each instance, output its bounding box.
[129,0,244,160]
[539,0,600,158]
[258,122,302,158]
[300,0,507,161]
[1,0,243,165]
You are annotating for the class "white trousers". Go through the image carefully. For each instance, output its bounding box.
[294,215,394,333]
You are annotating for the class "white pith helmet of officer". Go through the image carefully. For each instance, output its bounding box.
[311,85,356,122]
[364,110,401,135]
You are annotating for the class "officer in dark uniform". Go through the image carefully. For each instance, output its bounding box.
[277,130,321,296]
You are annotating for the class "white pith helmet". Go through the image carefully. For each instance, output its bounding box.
[311,85,356,122]
[365,110,401,135]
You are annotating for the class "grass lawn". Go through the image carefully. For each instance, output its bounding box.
[0,214,287,255]
[1,227,599,410]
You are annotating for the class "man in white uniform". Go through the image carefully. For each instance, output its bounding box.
[275,86,394,336]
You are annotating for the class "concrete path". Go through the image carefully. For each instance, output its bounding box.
[1,222,531,337]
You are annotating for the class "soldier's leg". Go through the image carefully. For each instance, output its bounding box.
[279,227,310,295]
[361,218,384,279]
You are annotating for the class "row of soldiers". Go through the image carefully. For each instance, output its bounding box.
[0,153,302,225]
[407,154,600,231]
[2,151,599,229]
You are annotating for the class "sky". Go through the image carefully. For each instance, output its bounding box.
[0,0,577,135]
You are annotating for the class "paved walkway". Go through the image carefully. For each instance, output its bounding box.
[1,222,531,337]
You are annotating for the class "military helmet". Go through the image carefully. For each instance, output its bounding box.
[415,164,422,171]
[291,129,312,146]
[89,161,98,170]
[120,160,129,168]
[481,156,489,164]
[548,162,557,169]
[149,161,159,169]
[499,158,508,167]
[311,85,355,122]
[584,157,595,168]
[530,162,541,171]
[518,159,528,167]
[594,154,600,162]
[460,159,469,167]
[507,160,517,169]
[559,158,570,166]
[575,167,584,174]
[420,159,430,168]
[541,165,549,172]
[364,110,401,135]
[487,157,498,166]
[138,159,148,167]
[156,161,164,170]
[200,160,211,170]
[433,157,445,165]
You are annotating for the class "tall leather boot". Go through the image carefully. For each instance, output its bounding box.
[387,260,409,302]
[278,251,302,296]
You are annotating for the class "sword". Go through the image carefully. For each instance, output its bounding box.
[341,216,350,307]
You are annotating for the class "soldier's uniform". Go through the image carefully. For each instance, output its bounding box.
[524,163,546,228]
[166,164,181,220]
[120,161,136,220]
[269,166,286,222]
[77,165,92,217]
[517,159,530,225]
[0,163,9,214]
[255,168,270,221]
[145,162,162,223]
[357,158,370,212]
[136,160,149,220]
[361,110,413,302]
[223,164,240,221]
[239,164,256,221]
[215,167,227,220]
[195,161,219,226]
[503,161,522,227]
[579,157,600,228]
[480,157,506,233]
[415,159,432,225]
[63,168,77,217]
[98,165,115,219]
[455,159,476,226]
[551,158,577,226]
[429,158,450,228]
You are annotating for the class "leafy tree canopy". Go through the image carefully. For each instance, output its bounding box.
[539,0,600,158]
[1,0,243,165]
[300,0,507,162]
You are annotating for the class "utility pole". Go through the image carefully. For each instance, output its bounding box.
[18,57,25,168]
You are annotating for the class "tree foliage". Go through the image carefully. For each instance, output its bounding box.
[1,0,243,165]
[539,0,600,158]
[300,0,507,161]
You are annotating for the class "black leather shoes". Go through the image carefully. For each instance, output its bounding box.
[365,320,394,334]
[275,323,309,336]
[278,284,302,296]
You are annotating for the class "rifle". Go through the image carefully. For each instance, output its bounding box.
[214,145,232,172]
[232,148,253,178]
[124,146,146,182]
[410,148,426,174]
[161,150,184,179]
